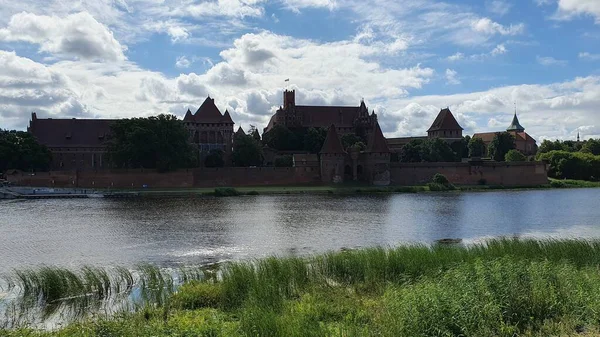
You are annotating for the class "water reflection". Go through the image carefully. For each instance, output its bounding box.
[1,188,600,273]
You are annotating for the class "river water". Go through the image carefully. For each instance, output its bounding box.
[1,188,599,273]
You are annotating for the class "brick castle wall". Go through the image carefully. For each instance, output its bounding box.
[7,167,321,188]
[7,162,548,188]
[390,161,548,186]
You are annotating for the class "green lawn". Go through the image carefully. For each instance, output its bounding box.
[8,239,600,336]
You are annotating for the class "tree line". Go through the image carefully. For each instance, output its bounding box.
[536,139,600,181]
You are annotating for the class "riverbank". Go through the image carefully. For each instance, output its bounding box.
[107,178,599,197]
[6,238,600,336]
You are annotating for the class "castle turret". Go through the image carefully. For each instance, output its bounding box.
[320,124,346,183]
[366,122,391,186]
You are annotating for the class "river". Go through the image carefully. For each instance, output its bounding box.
[1,188,599,273]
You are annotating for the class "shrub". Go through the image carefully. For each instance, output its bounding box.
[172,281,222,310]
[538,150,600,181]
[432,173,450,185]
[428,174,455,191]
[505,149,526,162]
[214,187,240,197]
[550,180,567,188]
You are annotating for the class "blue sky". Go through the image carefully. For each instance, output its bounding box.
[0,0,600,140]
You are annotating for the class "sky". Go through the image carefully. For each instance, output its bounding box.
[0,0,600,141]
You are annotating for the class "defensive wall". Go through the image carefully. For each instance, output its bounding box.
[390,161,549,186]
[6,161,548,188]
[6,167,321,189]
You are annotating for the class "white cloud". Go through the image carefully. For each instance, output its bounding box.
[176,56,191,69]
[445,69,461,85]
[471,18,525,36]
[537,56,568,66]
[486,0,512,16]
[447,52,465,61]
[490,44,507,56]
[0,12,125,61]
[579,52,600,61]
[555,0,600,23]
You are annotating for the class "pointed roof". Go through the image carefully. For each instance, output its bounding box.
[427,108,463,132]
[320,125,346,154]
[223,109,234,124]
[183,109,193,121]
[506,113,525,132]
[235,126,245,136]
[368,122,390,153]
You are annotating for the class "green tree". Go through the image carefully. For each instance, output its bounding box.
[425,138,457,162]
[468,137,486,158]
[488,132,516,162]
[340,133,364,151]
[505,149,526,162]
[400,139,426,162]
[303,127,327,153]
[581,139,600,155]
[204,149,224,168]
[262,125,300,151]
[274,155,293,167]
[450,136,470,160]
[106,114,195,172]
[0,130,52,172]
[233,133,263,167]
[251,129,261,143]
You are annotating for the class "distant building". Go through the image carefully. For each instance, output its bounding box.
[386,108,464,153]
[473,112,537,156]
[183,96,234,164]
[28,113,113,170]
[263,89,379,138]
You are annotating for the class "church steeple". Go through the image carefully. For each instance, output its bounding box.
[507,107,525,132]
[577,131,581,142]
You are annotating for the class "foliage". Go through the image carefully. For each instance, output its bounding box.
[204,149,224,168]
[106,114,195,172]
[274,155,293,167]
[488,132,515,161]
[341,133,363,151]
[262,125,300,151]
[250,129,261,143]
[400,138,459,163]
[302,127,326,153]
[505,149,526,162]
[450,136,470,160]
[538,150,600,181]
[468,137,486,158]
[581,138,600,155]
[13,239,600,336]
[233,133,263,167]
[213,187,240,197]
[0,130,52,172]
[172,281,222,310]
[427,173,456,191]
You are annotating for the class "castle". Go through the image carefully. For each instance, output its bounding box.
[25,90,541,186]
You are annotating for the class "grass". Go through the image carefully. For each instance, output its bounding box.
[9,239,600,335]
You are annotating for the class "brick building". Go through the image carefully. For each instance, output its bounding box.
[27,113,113,170]
[264,89,379,138]
[183,96,234,163]
[473,112,537,157]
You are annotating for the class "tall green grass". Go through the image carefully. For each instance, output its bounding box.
[9,239,600,336]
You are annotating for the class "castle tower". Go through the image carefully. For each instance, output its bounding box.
[427,108,463,140]
[319,124,346,183]
[365,122,391,186]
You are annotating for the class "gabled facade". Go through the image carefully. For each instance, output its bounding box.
[183,96,235,165]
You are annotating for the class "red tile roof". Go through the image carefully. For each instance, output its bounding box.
[368,122,390,153]
[320,124,346,154]
[427,108,463,132]
[473,132,497,143]
[28,117,114,148]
